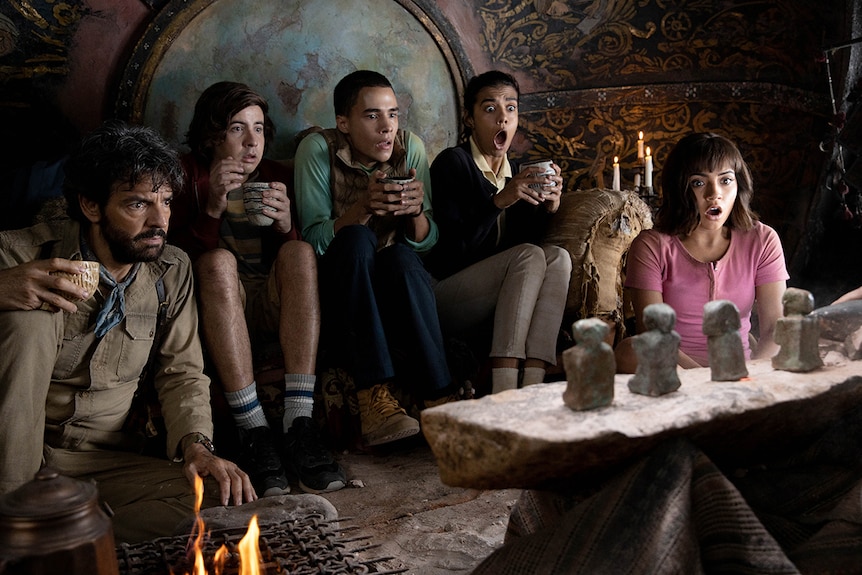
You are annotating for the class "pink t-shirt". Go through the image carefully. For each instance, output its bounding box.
[625,221,789,365]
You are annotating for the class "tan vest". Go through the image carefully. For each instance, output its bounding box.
[319,128,410,249]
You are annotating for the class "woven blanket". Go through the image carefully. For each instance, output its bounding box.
[473,408,862,574]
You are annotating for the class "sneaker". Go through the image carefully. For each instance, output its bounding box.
[237,426,290,497]
[423,382,476,409]
[357,383,420,446]
[284,417,347,494]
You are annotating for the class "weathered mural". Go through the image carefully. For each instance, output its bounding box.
[116,0,464,161]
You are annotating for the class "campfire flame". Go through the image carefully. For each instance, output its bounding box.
[191,475,206,575]
[238,516,262,575]
[171,474,262,575]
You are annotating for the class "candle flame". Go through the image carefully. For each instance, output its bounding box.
[646,146,651,157]
[638,131,643,140]
[613,156,619,164]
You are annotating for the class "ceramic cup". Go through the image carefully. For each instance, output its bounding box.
[242,182,276,226]
[378,175,414,204]
[40,260,100,310]
[519,158,555,191]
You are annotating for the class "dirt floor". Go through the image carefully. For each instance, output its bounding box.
[316,434,521,574]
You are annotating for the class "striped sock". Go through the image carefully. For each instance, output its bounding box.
[224,383,268,430]
[283,373,316,431]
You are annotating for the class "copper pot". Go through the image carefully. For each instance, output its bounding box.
[0,467,119,575]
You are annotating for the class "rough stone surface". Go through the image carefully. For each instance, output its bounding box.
[421,357,862,490]
[847,325,862,360]
[173,493,338,535]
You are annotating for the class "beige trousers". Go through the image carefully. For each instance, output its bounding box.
[433,244,572,365]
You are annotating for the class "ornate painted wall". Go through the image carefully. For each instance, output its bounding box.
[1,0,860,301]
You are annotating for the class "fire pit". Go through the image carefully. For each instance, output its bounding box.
[116,513,407,575]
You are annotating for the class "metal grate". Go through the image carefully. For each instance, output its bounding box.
[116,513,407,575]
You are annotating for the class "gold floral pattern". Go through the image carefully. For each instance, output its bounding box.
[472,0,838,264]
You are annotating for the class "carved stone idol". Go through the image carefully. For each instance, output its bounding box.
[703,300,748,381]
[772,287,823,372]
[562,318,615,410]
[628,303,682,396]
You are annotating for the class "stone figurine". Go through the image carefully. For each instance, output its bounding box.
[703,300,748,381]
[628,303,682,396]
[772,287,823,372]
[562,318,615,410]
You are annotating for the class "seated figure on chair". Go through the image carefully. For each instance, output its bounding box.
[425,70,571,394]
[169,81,345,495]
[615,132,788,373]
[293,70,457,447]
[0,120,255,543]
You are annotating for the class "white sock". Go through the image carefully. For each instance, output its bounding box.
[522,366,546,386]
[224,383,268,430]
[491,367,519,394]
[283,373,316,431]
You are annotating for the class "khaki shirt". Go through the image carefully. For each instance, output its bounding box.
[0,220,212,460]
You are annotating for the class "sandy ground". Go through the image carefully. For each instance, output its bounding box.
[317,436,521,574]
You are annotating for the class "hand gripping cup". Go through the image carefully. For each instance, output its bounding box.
[40,260,100,310]
[519,158,555,191]
[242,181,276,226]
[378,175,414,204]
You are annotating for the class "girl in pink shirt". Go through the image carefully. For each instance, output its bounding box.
[616,133,788,372]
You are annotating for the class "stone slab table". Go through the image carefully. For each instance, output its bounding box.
[420,356,862,490]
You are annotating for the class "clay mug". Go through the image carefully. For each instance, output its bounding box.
[241,181,276,226]
[519,158,555,191]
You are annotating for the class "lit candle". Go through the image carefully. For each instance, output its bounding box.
[612,156,620,191]
[637,131,645,160]
[644,146,653,189]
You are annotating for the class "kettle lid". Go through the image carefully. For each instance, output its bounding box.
[0,467,97,520]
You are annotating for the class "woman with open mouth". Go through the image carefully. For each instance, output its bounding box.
[425,70,571,395]
[615,132,788,373]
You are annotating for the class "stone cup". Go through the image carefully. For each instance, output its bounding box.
[519,158,555,191]
[378,175,414,204]
[40,260,100,310]
[242,182,276,226]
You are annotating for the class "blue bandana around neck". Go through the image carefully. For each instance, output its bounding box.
[81,237,140,338]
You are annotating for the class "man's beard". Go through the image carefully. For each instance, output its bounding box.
[99,215,166,264]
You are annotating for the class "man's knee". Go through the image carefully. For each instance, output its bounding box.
[378,242,424,274]
[0,309,61,361]
[194,248,239,279]
[330,225,377,258]
[274,240,317,277]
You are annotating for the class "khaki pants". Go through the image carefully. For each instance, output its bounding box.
[0,309,220,544]
[45,446,221,544]
[433,244,572,365]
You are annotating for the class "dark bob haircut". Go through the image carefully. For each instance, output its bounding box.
[655,132,758,235]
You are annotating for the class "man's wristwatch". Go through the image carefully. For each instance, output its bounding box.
[182,432,216,455]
